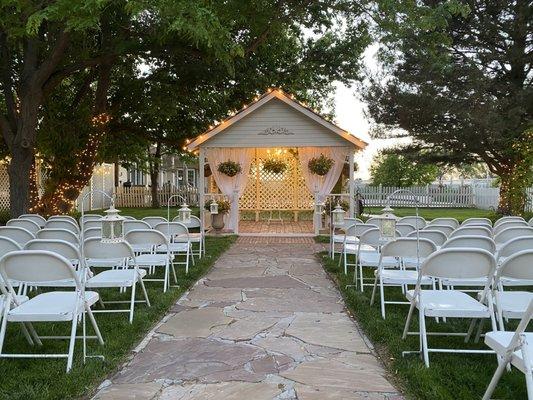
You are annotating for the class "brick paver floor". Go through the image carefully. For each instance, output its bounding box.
[92,240,402,400]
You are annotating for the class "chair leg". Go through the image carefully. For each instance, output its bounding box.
[474,318,485,343]
[85,303,104,345]
[482,358,509,400]
[359,262,364,292]
[0,303,10,354]
[419,308,430,367]
[163,261,169,293]
[66,317,78,372]
[465,319,478,343]
[171,255,178,283]
[185,247,190,274]
[343,251,347,275]
[370,275,378,305]
[139,277,151,307]
[379,278,386,319]
[402,301,416,339]
[129,283,136,324]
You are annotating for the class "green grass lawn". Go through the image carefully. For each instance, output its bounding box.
[0,235,235,400]
[364,207,496,222]
[320,253,526,400]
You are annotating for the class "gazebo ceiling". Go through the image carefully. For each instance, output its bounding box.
[186,89,368,151]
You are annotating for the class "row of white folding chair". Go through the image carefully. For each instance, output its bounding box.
[493,219,529,235]
[494,216,526,228]
[19,214,46,228]
[330,218,364,258]
[339,223,378,274]
[463,217,493,226]
[0,250,103,372]
[427,217,460,229]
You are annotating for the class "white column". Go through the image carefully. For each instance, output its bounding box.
[349,149,355,218]
[314,191,320,235]
[199,148,205,231]
[232,189,239,234]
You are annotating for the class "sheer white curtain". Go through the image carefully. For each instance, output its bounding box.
[205,147,254,231]
[298,147,350,202]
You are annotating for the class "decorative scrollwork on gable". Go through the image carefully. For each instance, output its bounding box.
[258,126,295,136]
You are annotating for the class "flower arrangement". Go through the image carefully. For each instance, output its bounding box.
[308,154,334,176]
[204,199,231,214]
[217,160,242,177]
[262,158,287,174]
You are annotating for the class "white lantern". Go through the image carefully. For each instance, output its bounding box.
[101,205,125,243]
[210,200,219,215]
[376,205,397,241]
[314,201,325,215]
[332,204,345,227]
[178,203,192,223]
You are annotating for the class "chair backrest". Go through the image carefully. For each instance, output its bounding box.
[428,218,459,229]
[496,250,533,282]
[125,229,168,247]
[529,217,533,226]
[36,228,79,244]
[123,220,151,233]
[423,224,454,237]
[142,216,167,228]
[381,237,436,259]
[442,235,496,253]
[6,218,41,234]
[174,215,201,229]
[462,217,492,226]
[0,250,79,287]
[494,227,533,244]
[398,216,426,229]
[344,223,378,237]
[494,216,525,227]
[450,226,492,238]
[48,215,78,224]
[44,219,79,234]
[0,237,22,257]
[82,220,102,230]
[83,227,102,239]
[365,217,381,226]
[358,228,382,248]
[19,214,46,227]
[498,236,533,260]
[421,248,496,280]
[79,214,102,225]
[123,215,136,220]
[493,220,528,235]
[83,237,134,260]
[407,229,447,246]
[25,239,81,261]
[0,226,35,246]
[396,223,416,237]
[154,222,189,237]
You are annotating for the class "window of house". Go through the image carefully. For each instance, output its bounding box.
[187,169,196,187]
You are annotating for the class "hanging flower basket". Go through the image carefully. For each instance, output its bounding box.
[262,158,287,174]
[217,160,242,177]
[308,154,334,176]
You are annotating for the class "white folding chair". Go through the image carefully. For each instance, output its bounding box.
[371,237,437,318]
[0,238,25,328]
[0,226,35,246]
[48,215,78,225]
[123,216,136,220]
[494,216,526,228]
[154,222,193,274]
[497,236,533,266]
[82,220,102,230]
[84,239,150,323]
[330,218,365,259]
[6,219,40,234]
[398,216,426,229]
[365,217,381,226]
[83,227,102,239]
[529,217,533,227]
[423,224,454,237]
[44,219,79,235]
[396,223,416,237]
[407,229,447,247]
[36,228,79,245]
[125,230,171,292]
[350,227,399,291]
[79,214,102,226]
[174,216,205,258]
[462,217,493,226]
[483,299,533,400]
[442,235,496,254]
[492,250,533,331]
[495,227,533,248]
[0,250,103,372]
[450,226,492,238]
[402,248,497,367]
[123,220,151,234]
[428,218,459,229]
[340,223,379,274]
[142,216,167,228]
[494,220,529,235]
[19,214,46,228]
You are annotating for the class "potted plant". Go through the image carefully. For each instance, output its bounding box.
[205,199,230,231]
[262,158,287,174]
[217,160,242,177]
[308,154,334,176]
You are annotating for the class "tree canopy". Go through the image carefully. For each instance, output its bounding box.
[370,152,438,187]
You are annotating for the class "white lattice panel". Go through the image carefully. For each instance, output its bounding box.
[0,165,9,210]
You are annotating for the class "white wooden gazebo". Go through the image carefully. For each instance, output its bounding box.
[187,89,368,234]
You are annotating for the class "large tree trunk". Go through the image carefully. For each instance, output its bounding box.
[8,146,33,217]
[149,143,162,208]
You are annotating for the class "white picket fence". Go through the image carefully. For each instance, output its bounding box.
[114,186,199,208]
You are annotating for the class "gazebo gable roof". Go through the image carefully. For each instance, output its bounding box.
[186,89,368,150]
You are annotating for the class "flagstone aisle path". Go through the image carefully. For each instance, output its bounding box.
[93,238,403,400]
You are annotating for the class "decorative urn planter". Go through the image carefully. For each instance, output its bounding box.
[211,213,225,231]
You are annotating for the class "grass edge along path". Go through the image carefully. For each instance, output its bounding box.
[0,235,236,400]
[319,252,527,400]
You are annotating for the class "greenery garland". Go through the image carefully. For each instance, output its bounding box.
[308,154,334,176]
[217,160,242,177]
[262,158,287,174]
